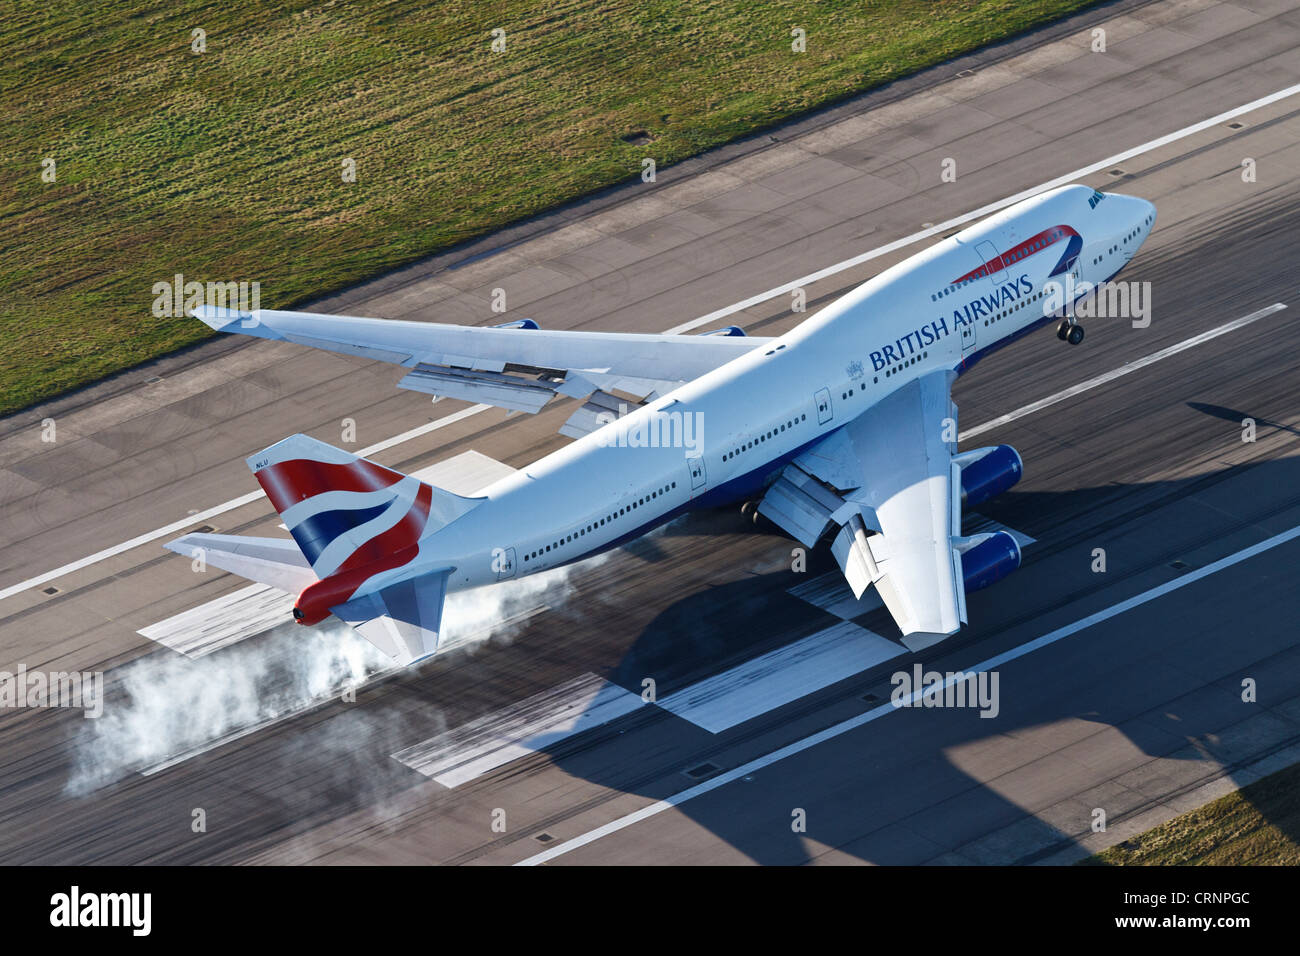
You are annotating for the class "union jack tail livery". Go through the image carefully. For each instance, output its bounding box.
[249,434,468,580]
[167,434,482,664]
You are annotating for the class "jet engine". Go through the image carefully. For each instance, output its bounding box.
[959,531,1022,592]
[955,445,1023,507]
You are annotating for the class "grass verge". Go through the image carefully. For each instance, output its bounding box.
[1081,759,1300,865]
[3,0,1102,416]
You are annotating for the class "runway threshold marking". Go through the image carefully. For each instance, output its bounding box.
[4,82,1298,603]
[138,582,292,658]
[516,521,1300,865]
[393,673,643,788]
[657,621,900,733]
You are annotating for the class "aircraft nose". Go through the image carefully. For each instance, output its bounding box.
[1109,193,1156,242]
[1127,195,1154,226]
[1137,197,1156,232]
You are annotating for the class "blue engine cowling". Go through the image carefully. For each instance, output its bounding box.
[960,531,1022,592]
[958,445,1023,507]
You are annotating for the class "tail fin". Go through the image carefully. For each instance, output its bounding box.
[248,434,480,579]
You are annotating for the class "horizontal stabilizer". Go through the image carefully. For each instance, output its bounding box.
[164,533,317,594]
[333,569,452,665]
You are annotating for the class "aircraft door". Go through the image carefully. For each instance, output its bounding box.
[687,455,707,493]
[494,546,517,581]
[960,317,978,357]
[815,388,833,425]
[974,240,1008,285]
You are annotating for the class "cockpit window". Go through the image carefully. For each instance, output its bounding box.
[1088,190,1105,209]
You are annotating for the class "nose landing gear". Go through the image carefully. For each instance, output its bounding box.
[1057,318,1085,345]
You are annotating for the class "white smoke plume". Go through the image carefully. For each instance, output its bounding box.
[66,551,611,794]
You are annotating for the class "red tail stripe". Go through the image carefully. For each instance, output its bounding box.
[330,483,433,579]
[257,458,404,514]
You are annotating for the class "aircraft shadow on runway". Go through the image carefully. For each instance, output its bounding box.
[1187,402,1300,439]
[533,451,1300,865]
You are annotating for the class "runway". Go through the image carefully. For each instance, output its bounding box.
[2,0,1299,864]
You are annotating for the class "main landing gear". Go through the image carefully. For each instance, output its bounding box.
[1057,318,1085,346]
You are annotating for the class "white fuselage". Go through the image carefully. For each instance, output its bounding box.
[391,184,1155,594]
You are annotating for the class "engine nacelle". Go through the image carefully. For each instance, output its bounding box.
[956,444,1023,507]
[959,531,1022,592]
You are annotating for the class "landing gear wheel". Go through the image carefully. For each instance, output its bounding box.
[1057,319,1071,341]
[1066,324,1085,345]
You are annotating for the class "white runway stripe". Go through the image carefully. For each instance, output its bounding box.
[137,583,293,658]
[788,573,883,620]
[657,621,903,733]
[0,403,491,602]
[411,450,517,496]
[392,673,644,788]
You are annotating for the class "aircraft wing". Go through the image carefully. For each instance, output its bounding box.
[192,306,770,437]
[758,369,967,651]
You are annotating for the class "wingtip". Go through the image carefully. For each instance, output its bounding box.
[189,304,278,338]
[163,533,202,556]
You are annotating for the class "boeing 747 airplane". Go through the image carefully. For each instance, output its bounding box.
[170,184,1156,664]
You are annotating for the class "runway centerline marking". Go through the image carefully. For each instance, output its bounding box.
[4,82,1298,602]
[960,303,1288,441]
[516,521,1300,865]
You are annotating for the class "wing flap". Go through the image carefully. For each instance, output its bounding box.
[397,363,557,413]
[763,369,966,645]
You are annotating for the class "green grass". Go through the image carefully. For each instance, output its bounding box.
[1,0,1102,416]
[1082,760,1300,865]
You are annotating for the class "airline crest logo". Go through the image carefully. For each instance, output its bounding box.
[255,452,432,580]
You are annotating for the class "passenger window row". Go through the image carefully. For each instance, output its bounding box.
[930,277,978,301]
[882,350,929,378]
[722,413,807,463]
[522,481,678,563]
[982,289,1047,328]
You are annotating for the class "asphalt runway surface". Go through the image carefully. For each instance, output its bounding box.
[1,0,1299,864]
